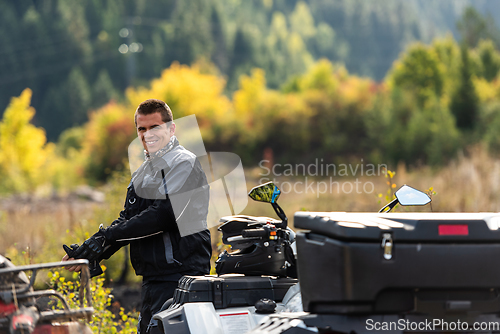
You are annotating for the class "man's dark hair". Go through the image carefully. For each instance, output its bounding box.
[135,99,173,126]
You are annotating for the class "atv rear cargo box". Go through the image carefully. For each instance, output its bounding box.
[294,212,500,315]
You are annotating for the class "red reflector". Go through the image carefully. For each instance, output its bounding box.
[439,224,469,236]
[219,312,249,317]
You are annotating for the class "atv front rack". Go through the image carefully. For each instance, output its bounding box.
[0,259,94,322]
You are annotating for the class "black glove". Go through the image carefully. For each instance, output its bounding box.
[63,243,80,258]
[63,231,108,278]
[63,230,108,262]
[62,243,104,278]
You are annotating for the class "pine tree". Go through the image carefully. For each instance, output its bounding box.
[477,40,500,81]
[92,69,118,109]
[450,44,479,130]
[210,6,228,73]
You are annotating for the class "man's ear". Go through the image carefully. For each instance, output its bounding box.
[170,122,176,135]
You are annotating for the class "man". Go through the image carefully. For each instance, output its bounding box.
[62,99,211,334]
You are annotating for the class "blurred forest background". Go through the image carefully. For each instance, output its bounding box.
[3,0,500,279]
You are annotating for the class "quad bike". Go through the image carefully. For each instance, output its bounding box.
[0,256,93,334]
[249,185,500,333]
[153,182,500,334]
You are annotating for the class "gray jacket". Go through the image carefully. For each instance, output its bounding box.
[101,137,211,278]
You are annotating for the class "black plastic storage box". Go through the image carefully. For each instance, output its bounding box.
[170,275,297,309]
[294,212,500,316]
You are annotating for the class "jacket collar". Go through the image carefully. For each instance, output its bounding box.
[144,136,179,162]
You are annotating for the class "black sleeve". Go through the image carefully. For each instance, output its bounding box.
[104,197,177,242]
[99,196,130,260]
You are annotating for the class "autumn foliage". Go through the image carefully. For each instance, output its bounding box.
[3,35,500,189]
[0,89,79,194]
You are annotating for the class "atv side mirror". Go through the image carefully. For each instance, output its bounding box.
[379,184,431,213]
[395,185,431,206]
[248,182,287,228]
[248,182,281,203]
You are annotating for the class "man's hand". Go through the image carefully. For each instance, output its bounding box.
[64,230,108,262]
[61,253,104,277]
[61,253,82,272]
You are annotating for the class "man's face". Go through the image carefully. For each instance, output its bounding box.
[136,112,175,154]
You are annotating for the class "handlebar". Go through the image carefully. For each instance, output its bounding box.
[242,228,268,238]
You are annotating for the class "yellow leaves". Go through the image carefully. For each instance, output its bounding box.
[230,59,381,151]
[50,270,138,334]
[337,75,377,110]
[232,68,313,145]
[377,168,397,205]
[234,68,266,117]
[126,61,231,142]
[474,76,498,102]
[79,101,136,181]
[127,61,231,119]
[426,187,437,197]
[84,101,132,150]
[298,59,376,109]
[0,89,82,193]
[231,69,269,142]
[0,89,59,193]
[233,69,269,142]
[299,59,337,92]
